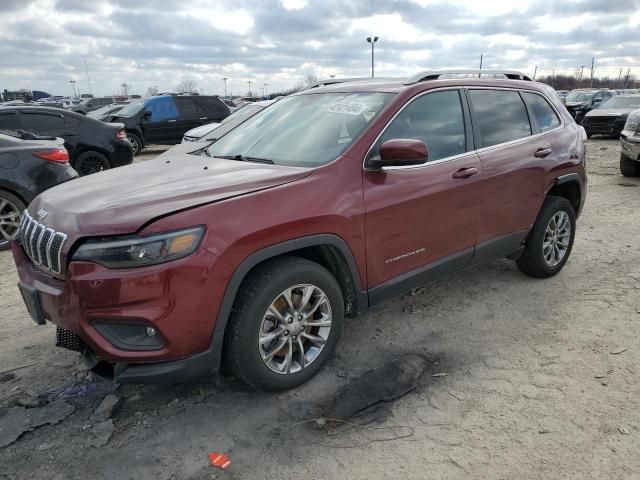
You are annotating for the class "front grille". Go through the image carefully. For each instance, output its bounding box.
[586,116,617,128]
[18,212,68,275]
[56,327,85,352]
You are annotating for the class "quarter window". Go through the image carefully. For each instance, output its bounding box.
[469,90,532,148]
[22,113,64,132]
[374,90,467,162]
[522,92,560,133]
[0,112,18,130]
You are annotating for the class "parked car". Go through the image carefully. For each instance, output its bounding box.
[109,95,231,155]
[11,70,586,391]
[581,95,640,138]
[555,90,569,100]
[182,100,275,143]
[564,89,616,123]
[620,108,640,176]
[87,103,129,122]
[0,130,77,250]
[0,106,133,175]
[70,97,117,115]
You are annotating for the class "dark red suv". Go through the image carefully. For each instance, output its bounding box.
[12,70,587,391]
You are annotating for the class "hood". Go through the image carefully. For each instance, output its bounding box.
[29,153,312,239]
[184,122,221,139]
[585,107,634,118]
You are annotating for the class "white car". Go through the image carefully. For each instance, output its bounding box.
[620,108,640,177]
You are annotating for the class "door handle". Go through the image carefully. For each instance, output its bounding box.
[168,119,177,123]
[199,117,208,120]
[452,167,479,179]
[534,148,552,158]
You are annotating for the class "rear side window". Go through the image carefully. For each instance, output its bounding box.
[196,97,230,118]
[144,96,178,122]
[175,97,201,118]
[469,90,532,148]
[0,111,19,130]
[375,90,467,161]
[23,113,65,132]
[522,92,560,133]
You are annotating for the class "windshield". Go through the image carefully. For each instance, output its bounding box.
[206,92,393,167]
[221,104,264,124]
[88,104,117,118]
[116,99,144,117]
[599,96,640,109]
[566,91,594,102]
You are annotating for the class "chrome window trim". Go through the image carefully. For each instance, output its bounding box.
[363,85,566,172]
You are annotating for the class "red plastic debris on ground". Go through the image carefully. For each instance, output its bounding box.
[208,452,231,470]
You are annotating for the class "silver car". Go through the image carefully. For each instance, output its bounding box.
[620,108,640,177]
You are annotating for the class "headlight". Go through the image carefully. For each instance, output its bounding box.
[72,226,205,268]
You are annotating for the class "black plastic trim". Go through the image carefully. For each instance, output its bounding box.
[555,173,580,185]
[471,230,527,265]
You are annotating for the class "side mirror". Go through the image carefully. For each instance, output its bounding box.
[367,139,428,169]
[592,98,602,106]
[143,110,152,119]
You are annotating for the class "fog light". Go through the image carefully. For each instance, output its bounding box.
[145,327,156,337]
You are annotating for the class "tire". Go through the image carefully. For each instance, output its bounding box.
[224,256,344,392]
[585,130,593,139]
[516,196,576,278]
[73,151,111,176]
[0,190,26,251]
[620,153,640,177]
[127,133,142,156]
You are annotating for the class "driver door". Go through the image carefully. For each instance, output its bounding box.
[362,89,482,301]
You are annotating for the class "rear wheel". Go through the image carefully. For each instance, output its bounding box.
[0,191,25,251]
[516,196,576,278]
[620,153,640,177]
[225,256,344,392]
[127,133,142,156]
[74,151,111,176]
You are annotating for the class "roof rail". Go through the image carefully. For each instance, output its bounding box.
[405,70,532,85]
[304,77,399,90]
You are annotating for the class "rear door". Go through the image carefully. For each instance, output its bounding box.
[141,96,179,143]
[196,96,231,123]
[468,88,554,258]
[174,97,203,138]
[363,89,482,297]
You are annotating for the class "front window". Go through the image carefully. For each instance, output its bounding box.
[116,99,144,117]
[206,92,393,167]
[599,97,640,109]
[566,91,594,103]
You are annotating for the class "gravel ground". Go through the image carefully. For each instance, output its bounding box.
[0,139,638,480]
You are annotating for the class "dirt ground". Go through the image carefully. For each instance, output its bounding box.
[1,139,639,480]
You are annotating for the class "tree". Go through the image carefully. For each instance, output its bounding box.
[145,86,159,97]
[175,79,200,94]
[304,72,318,86]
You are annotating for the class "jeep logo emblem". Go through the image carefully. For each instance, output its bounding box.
[36,209,48,221]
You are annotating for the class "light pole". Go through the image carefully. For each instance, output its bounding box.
[222,77,229,97]
[329,74,336,79]
[579,65,584,86]
[247,80,252,97]
[366,36,378,78]
[264,82,268,97]
[479,53,483,77]
[121,83,129,96]
[533,65,538,80]
[69,80,77,98]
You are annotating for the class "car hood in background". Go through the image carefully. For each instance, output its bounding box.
[29,154,312,238]
[183,122,221,140]
[585,107,636,118]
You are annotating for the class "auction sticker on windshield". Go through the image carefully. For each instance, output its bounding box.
[328,102,369,115]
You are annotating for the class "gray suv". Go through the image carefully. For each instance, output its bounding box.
[620,108,640,177]
[70,97,117,115]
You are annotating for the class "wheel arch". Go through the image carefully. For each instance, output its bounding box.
[209,234,367,372]
[548,174,582,215]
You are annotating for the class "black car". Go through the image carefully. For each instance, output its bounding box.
[87,103,129,122]
[0,106,133,175]
[110,95,231,155]
[564,89,616,123]
[581,95,640,138]
[70,97,118,115]
[0,130,78,250]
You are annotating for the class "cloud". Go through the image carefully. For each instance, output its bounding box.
[0,0,639,96]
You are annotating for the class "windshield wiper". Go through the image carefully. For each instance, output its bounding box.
[213,154,274,164]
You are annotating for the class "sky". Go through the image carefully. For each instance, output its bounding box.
[1,0,640,97]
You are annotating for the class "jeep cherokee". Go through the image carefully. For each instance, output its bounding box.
[11,70,587,392]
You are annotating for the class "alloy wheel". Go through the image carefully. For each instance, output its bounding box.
[543,211,571,267]
[258,284,332,375]
[77,155,109,175]
[127,135,139,154]
[0,197,22,246]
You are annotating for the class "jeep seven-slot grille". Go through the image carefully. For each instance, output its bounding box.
[18,212,67,275]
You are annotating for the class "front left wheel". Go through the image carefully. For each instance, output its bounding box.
[225,256,344,392]
[0,190,25,251]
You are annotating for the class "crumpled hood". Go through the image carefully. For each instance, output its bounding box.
[585,107,635,118]
[30,154,311,238]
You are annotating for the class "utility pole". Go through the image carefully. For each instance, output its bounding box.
[551,69,555,88]
[624,67,631,89]
[479,53,483,77]
[579,65,585,85]
[222,77,228,97]
[69,80,77,97]
[121,83,128,96]
[617,68,623,88]
[533,65,538,80]
[589,57,594,87]
[366,36,379,78]
[264,82,268,96]
[84,58,93,95]
[247,80,252,97]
